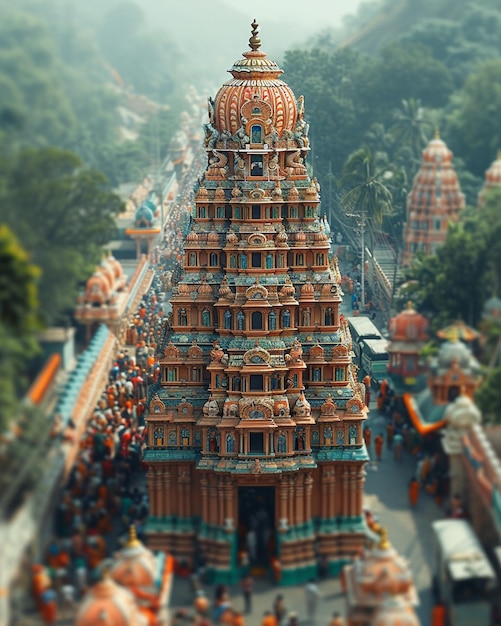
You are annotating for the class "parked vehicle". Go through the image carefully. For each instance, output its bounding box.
[347,316,386,382]
[432,519,497,625]
[360,337,389,384]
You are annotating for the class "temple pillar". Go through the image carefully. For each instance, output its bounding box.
[180,467,191,518]
[356,465,365,514]
[295,473,305,525]
[270,432,274,453]
[162,467,171,516]
[147,467,156,515]
[224,476,234,527]
[209,474,218,525]
[218,476,226,525]
[342,467,350,517]
[304,473,313,522]
[201,475,209,523]
[288,476,296,526]
[324,467,335,518]
[280,476,288,526]
[155,467,163,517]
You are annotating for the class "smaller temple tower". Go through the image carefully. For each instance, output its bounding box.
[478,151,501,207]
[125,194,161,259]
[386,303,429,395]
[342,526,419,625]
[402,131,464,265]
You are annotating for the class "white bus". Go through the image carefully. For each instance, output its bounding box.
[432,519,497,625]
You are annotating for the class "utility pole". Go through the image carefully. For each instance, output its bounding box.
[347,209,367,311]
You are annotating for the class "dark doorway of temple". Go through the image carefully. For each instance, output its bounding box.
[238,486,275,572]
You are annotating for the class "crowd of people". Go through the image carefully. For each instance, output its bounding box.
[171,578,346,626]
[30,278,169,624]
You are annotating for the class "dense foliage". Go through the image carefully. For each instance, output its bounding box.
[0,226,41,431]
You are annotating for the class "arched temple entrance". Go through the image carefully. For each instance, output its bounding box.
[238,486,275,571]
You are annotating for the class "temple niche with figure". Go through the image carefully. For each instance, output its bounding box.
[144,22,368,585]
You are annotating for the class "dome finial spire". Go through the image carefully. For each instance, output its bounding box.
[249,19,261,51]
[434,127,440,140]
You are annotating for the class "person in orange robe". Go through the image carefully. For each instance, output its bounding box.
[374,433,384,462]
[363,426,372,449]
[431,603,447,626]
[386,422,394,448]
[408,477,420,507]
[261,611,278,626]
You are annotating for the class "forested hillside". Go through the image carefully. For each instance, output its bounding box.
[283,0,501,208]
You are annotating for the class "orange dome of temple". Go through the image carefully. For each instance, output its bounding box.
[213,20,298,137]
[75,576,148,626]
[110,527,157,590]
[373,597,420,626]
[357,529,414,598]
[388,303,428,342]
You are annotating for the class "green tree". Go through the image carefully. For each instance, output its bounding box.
[349,42,454,130]
[339,147,394,241]
[390,98,432,162]
[0,225,41,431]
[475,368,501,425]
[447,59,501,177]
[397,208,494,333]
[0,148,124,325]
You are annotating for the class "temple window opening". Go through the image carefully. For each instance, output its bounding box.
[252,252,261,268]
[250,374,264,391]
[335,367,345,382]
[251,311,263,330]
[251,124,263,143]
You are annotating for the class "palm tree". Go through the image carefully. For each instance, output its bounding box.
[339,146,394,228]
[339,147,394,308]
[390,98,432,161]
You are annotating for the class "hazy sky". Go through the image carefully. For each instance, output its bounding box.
[217,0,366,31]
[159,0,370,86]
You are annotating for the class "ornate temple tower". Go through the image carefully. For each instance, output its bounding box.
[144,22,368,585]
[402,131,464,265]
[478,151,501,207]
[386,303,429,395]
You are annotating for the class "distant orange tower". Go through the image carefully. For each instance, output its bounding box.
[402,131,464,265]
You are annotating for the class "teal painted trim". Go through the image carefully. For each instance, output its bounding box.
[316,518,338,534]
[336,515,365,533]
[143,448,199,462]
[328,559,350,577]
[204,532,239,586]
[145,516,198,533]
[280,563,317,586]
[315,447,369,462]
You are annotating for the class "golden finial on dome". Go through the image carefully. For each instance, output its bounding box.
[249,19,261,51]
[406,301,413,310]
[126,525,141,548]
[497,149,501,161]
[378,527,391,549]
[434,127,440,140]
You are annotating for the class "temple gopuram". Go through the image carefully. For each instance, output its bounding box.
[402,131,464,265]
[144,21,368,585]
